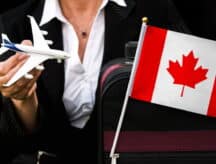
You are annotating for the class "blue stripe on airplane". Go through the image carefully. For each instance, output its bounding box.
[4,43,24,52]
[3,39,11,44]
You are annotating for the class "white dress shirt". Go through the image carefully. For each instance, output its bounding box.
[40,0,126,128]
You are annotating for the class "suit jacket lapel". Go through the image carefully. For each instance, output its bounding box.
[39,19,65,103]
[28,0,136,101]
[31,1,65,103]
[31,0,45,23]
[103,0,136,65]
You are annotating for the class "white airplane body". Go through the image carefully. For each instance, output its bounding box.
[3,43,69,59]
[0,16,70,87]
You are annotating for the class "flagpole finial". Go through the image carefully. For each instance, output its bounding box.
[142,17,148,24]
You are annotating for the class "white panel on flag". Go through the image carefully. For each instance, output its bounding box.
[152,30,216,115]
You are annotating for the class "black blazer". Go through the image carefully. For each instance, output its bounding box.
[0,0,188,163]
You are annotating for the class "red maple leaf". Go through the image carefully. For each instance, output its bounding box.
[167,50,208,97]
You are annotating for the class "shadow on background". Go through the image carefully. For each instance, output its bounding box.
[173,0,216,40]
[0,0,27,14]
[0,0,216,40]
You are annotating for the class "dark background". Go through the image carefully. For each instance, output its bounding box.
[173,1,216,40]
[0,0,216,40]
[0,0,26,14]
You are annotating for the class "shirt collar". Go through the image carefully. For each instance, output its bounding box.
[40,0,127,26]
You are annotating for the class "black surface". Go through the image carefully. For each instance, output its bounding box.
[173,0,216,40]
[0,0,27,14]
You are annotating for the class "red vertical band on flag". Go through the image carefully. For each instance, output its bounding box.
[130,26,167,101]
[207,77,216,117]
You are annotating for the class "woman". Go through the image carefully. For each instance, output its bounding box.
[0,0,188,163]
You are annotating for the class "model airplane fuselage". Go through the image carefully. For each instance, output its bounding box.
[0,16,71,87]
[1,39,70,60]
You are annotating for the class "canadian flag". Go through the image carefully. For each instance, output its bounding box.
[130,25,216,117]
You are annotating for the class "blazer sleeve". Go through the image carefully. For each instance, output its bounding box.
[0,95,46,136]
[0,16,45,137]
[0,16,24,137]
[0,96,26,136]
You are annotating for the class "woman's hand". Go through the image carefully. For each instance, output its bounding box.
[0,40,43,100]
[0,40,44,131]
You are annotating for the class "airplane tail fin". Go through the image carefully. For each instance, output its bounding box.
[0,34,10,55]
[2,33,12,45]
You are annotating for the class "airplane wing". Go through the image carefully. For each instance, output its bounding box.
[3,54,49,87]
[0,47,9,55]
[1,16,52,86]
[28,15,50,49]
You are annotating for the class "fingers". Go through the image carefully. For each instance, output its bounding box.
[0,54,27,76]
[0,39,32,79]
[27,83,37,98]
[0,57,27,87]
[7,84,36,100]
[1,67,42,100]
[21,40,32,46]
[0,39,43,100]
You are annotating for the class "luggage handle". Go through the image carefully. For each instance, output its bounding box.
[124,41,137,62]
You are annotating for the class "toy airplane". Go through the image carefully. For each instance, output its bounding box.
[0,15,71,87]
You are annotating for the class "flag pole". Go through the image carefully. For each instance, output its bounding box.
[110,17,148,164]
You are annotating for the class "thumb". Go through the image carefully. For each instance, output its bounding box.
[21,40,32,46]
